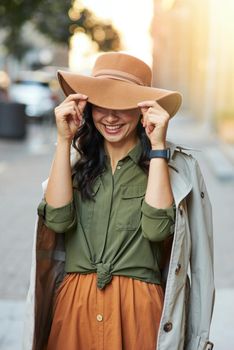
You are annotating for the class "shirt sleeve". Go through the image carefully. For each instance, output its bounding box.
[37,198,77,233]
[141,199,176,242]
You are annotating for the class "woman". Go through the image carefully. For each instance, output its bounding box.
[23,52,215,350]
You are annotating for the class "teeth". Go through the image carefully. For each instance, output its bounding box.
[105,125,122,130]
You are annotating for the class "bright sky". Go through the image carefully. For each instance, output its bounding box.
[69,0,154,72]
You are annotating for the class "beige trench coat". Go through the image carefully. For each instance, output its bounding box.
[22,140,215,350]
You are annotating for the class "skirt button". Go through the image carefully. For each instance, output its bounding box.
[96,314,103,322]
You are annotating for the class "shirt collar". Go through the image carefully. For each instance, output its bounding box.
[127,139,142,164]
[104,139,142,164]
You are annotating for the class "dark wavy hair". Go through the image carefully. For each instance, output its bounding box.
[71,102,151,200]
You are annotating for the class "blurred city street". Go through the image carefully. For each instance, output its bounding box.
[0,111,234,349]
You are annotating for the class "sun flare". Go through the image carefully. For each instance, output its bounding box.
[69,0,154,72]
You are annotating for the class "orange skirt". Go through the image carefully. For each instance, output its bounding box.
[46,273,164,350]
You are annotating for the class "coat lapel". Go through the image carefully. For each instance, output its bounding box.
[166,140,193,206]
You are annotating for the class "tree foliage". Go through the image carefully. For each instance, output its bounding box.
[0,0,121,59]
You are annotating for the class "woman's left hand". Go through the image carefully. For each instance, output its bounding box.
[137,100,170,149]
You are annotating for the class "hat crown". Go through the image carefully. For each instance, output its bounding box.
[92,52,152,87]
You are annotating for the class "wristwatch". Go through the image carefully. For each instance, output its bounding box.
[149,148,171,162]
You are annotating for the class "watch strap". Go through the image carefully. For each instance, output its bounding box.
[149,148,170,161]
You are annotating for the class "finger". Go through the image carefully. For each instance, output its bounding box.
[142,110,156,127]
[146,124,154,134]
[77,99,87,114]
[62,101,79,113]
[57,106,77,120]
[67,108,80,126]
[147,114,169,127]
[71,112,80,126]
[65,93,88,102]
[65,101,83,123]
[73,105,86,127]
[145,123,153,135]
[65,101,82,110]
[67,106,77,117]
[145,118,155,130]
[138,101,156,126]
[138,100,167,114]
[73,104,83,121]
[61,93,88,107]
[79,98,88,108]
[137,100,156,108]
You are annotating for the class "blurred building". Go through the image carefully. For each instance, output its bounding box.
[151,0,234,138]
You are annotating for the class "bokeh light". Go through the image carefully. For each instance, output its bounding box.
[69,0,154,71]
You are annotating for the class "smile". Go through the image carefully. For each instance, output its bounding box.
[104,124,124,130]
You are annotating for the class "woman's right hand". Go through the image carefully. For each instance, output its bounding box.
[54,93,88,143]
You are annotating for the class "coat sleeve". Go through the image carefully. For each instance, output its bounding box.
[185,157,215,350]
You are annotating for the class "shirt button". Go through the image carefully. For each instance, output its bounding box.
[96,314,103,322]
[163,322,173,332]
[117,165,121,170]
[201,191,205,198]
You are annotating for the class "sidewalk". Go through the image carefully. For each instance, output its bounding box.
[210,289,234,349]
[0,301,25,350]
[1,113,234,349]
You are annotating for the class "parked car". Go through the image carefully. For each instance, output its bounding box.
[8,72,60,122]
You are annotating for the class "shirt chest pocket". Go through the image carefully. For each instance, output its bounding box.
[116,185,146,231]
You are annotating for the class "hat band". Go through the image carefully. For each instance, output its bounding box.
[92,69,146,86]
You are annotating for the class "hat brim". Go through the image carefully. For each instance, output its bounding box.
[57,70,182,118]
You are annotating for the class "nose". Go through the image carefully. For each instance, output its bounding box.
[105,110,120,121]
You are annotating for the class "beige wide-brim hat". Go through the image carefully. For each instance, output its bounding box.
[57,52,182,118]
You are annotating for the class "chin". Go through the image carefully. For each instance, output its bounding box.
[103,135,125,143]
[98,126,127,142]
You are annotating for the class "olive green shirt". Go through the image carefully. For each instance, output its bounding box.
[37,140,176,290]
